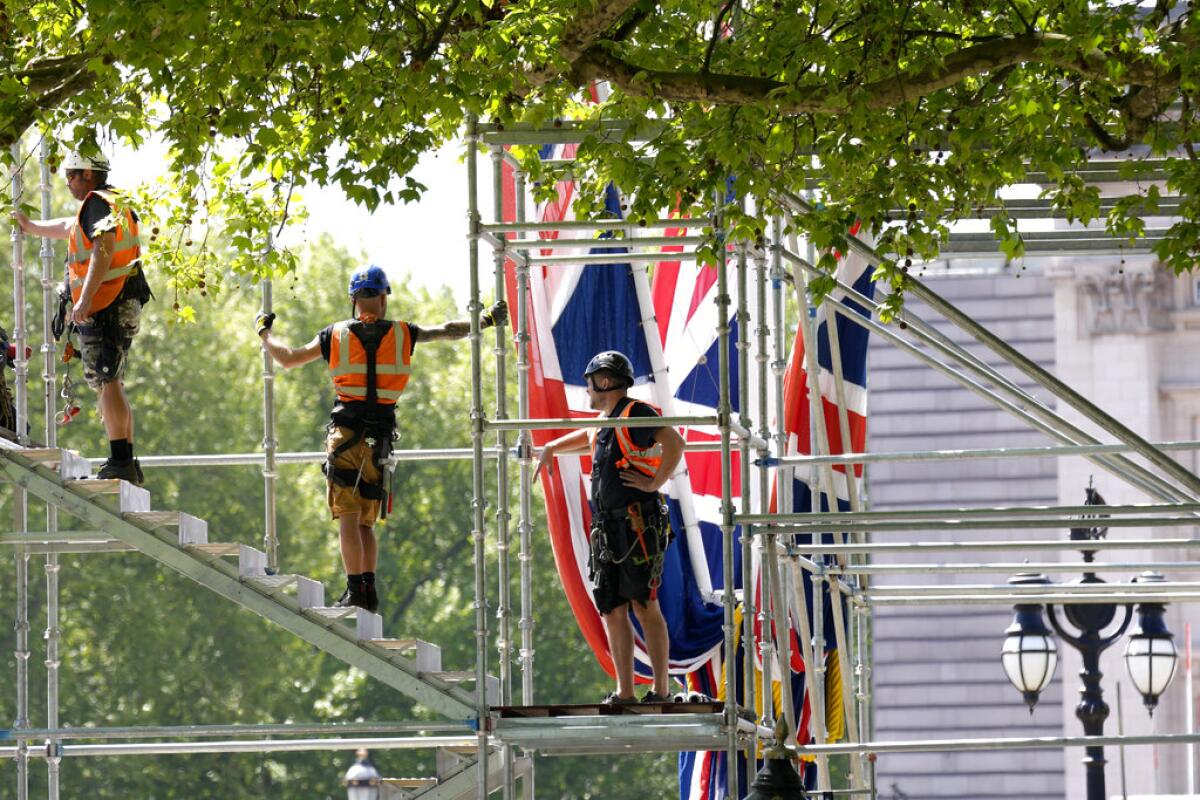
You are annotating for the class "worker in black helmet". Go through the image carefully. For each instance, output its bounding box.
[257,264,506,612]
[535,350,685,704]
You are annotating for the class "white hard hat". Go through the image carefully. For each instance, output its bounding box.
[61,151,111,172]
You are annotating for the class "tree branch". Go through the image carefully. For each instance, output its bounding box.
[574,31,1185,115]
[411,0,462,65]
[526,0,643,88]
[1082,110,1131,150]
[17,53,94,92]
[703,0,737,75]
[2,61,97,151]
[607,1,654,42]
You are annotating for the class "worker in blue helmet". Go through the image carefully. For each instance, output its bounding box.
[255,264,506,612]
[534,349,685,704]
[348,264,391,299]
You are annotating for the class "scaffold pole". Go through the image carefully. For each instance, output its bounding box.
[465,117,492,800]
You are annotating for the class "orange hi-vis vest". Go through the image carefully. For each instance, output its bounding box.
[67,189,142,313]
[327,319,412,404]
[613,400,664,477]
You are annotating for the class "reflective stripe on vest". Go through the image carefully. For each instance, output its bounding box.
[67,189,142,312]
[613,400,664,477]
[327,319,412,404]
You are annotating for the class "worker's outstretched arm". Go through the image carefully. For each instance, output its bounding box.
[256,313,322,369]
[421,299,508,342]
[12,211,72,240]
[618,425,685,493]
[534,429,591,482]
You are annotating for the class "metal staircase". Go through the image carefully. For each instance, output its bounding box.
[1,445,495,722]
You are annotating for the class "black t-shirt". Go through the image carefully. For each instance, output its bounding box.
[319,319,422,427]
[591,397,662,512]
[78,186,138,240]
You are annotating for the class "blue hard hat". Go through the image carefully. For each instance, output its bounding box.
[348,264,391,297]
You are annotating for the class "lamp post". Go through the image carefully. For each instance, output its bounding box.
[745,718,808,800]
[343,748,381,800]
[1001,485,1179,800]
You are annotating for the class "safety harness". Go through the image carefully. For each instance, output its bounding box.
[589,497,672,591]
[323,319,397,516]
[587,400,673,590]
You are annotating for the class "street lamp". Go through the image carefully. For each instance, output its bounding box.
[745,718,808,800]
[343,748,381,800]
[1000,485,1179,800]
[1124,572,1178,714]
[1001,574,1059,712]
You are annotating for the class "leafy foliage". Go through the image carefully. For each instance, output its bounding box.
[5,1,1200,305]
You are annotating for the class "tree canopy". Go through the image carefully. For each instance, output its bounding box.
[4,1,1199,298]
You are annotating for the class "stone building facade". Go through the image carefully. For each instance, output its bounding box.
[867,264,1198,798]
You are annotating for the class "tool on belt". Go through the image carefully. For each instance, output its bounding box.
[588,498,672,588]
[57,373,81,426]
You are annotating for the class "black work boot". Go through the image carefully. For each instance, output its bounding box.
[362,582,379,613]
[97,457,143,485]
[333,586,370,611]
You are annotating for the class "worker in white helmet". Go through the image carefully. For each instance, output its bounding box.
[13,149,152,483]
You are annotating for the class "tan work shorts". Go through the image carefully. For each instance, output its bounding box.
[325,425,382,525]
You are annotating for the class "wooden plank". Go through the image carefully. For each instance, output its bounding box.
[187,542,240,557]
[383,777,438,789]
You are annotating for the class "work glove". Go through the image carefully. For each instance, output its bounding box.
[255,311,276,337]
[481,299,508,328]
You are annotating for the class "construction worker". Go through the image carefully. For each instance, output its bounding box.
[257,265,506,612]
[534,350,685,703]
[12,149,151,483]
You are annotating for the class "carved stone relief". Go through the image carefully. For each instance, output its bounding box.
[1079,268,1174,335]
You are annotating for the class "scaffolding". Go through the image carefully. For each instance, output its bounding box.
[3,121,1199,800]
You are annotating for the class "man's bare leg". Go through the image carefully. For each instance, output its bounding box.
[97,380,133,441]
[602,604,636,699]
[632,598,671,697]
[338,512,365,574]
[360,524,377,573]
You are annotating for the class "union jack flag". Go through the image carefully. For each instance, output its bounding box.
[499,135,873,796]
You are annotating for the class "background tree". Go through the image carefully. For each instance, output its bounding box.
[0,227,684,797]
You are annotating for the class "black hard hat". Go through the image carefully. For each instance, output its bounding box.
[584,350,635,387]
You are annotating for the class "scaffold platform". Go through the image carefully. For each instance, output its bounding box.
[492,707,759,756]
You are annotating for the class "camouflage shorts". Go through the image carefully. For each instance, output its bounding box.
[78,296,142,389]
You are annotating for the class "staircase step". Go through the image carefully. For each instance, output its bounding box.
[383,777,439,790]
[237,545,268,577]
[356,609,383,640]
[127,511,208,545]
[310,605,358,620]
[428,671,500,704]
[295,576,325,609]
[246,573,299,590]
[429,670,474,683]
[18,448,91,480]
[74,479,150,513]
[436,747,471,779]
[186,542,241,557]
[368,639,443,672]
